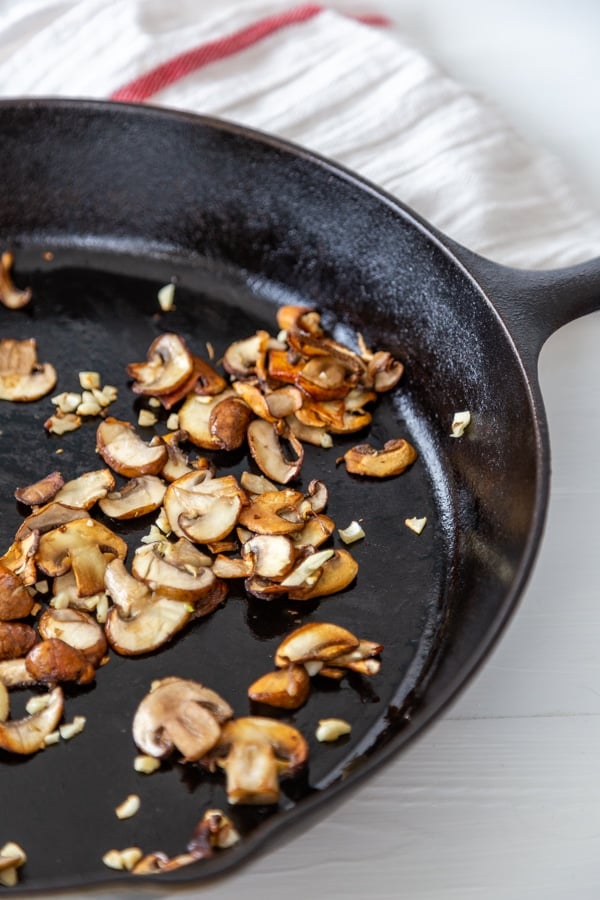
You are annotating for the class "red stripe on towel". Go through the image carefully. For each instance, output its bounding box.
[110,4,390,102]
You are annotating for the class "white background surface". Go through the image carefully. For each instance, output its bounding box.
[10,2,600,898]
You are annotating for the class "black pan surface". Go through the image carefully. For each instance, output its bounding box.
[0,99,593,893]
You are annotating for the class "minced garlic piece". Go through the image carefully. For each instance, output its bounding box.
[0,842,27,887]
[79,371,101,391]
[405,516,427,534]
[134,754,161,775]
[51,391,81,413]
[115,794,141,820]
[45,412,82,435]
[338,520,365,544]
[102,847,143,871]
[166,412,179,431]
[138,409,157,427]
[450,410,471,438]
[316,718,352,742]
[59,715,86,741]
[157,282,175,312]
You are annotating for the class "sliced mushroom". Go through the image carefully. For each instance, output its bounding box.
[239,471,278,496]
[209,396,253,451]
[132,539,219,601]
[0,338,57,402]
[343,438,417,478]
[164,472,245,544]
[14,471,64,507]
[38,608,107,666]
[0,685,63,754]
[96,418,168,477]
[207,716,308,805]
[231,381,277,423]
[178,389,236,451]
[242,534,296,581]
[15,501,88,541]
[222,332,269,377]
[0,531,39,585]
[53,469,116,509]
[0,622,37,661]
[0,565,34,620]
[286,549,358,600]
[0,681,8,722]
[160,430,212,483]
[0,658,37,688]
[290,514,336,550]
[264,385,304,419]
[105,594,192,657]
[275,621,359,667]
[98,475,166,520]
[132,677,233,761]
[247,419,303,484]
[211,555,253,579]
[0,252,32,309]
[322,639,383,677]
[276,304,323,337]
[285,414,333,448]
[104,558,152,619]
[127,333,195,396]
[247,665,310,710]
[363,350,404,392]
[36,517,127,596]
[238,488,305,535]
[25,638,96,685]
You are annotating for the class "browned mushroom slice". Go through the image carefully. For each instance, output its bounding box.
[239,471,278,496]
[25,638,96,685]
[264,385,304,419]
[323,639,384,677]
[104,594,192,657]
[53,469,116,509]
[247,665,310,710]
[15,501,88,541]
[211,555,253,579]
[164,472,245,543]
[296,356,355,401]
[37,608,107,666]
[132,677,233,761]
[96,418,168,477]
[274,621,360,667]
[14,471,64,507]
[207,717,308,805]
[286,549,358,600]
[0,686,63,755]
[0,252,32,309]
[0,565,34,620]
[161,430,213,483]
[36,517,127,597]
[242,534,295,581]
[343,438,417,478]
[247,419,303,484]
[104,558,152,619]
[276,304,323,336]
[209,396,253,451]
[191,357,229,397]
[222,331,269,378]
[243,575,291,601]
[363,350,404,392]
[238,488,305,535]
[231,381,277,423]
[0,531,39,585]
[0,622,37,660]
[132,539,219,601]
[98,475,166,520]
[0,338,57,402]
[285,414,333,448]
[178,390,237,450]
[127,333,195,396]
[290,514,336,550]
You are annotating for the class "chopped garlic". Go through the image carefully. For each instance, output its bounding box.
[25,694,52,715]
[134,754,161,774]
[138,409,157,427]
[157,282,175,311]
[450,410,471,438]
[115,794,141,820]
[140,525,165,545]
[51,391,81,413]
[59,715,86,741]
[338,520,365,544]
[43,730,60,747]
[103,847,143,871]
[79,371,101,391]
[304,660,323,677]
[148,397,161,408]
[405,516,427,535]
[166,412,179,430]
[45,412,81,435]
[316,718,352,742]
[34,579,49,594]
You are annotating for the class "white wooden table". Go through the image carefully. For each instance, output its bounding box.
[17,3,600,898]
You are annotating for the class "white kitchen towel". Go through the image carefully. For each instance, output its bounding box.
[0,0,599,269]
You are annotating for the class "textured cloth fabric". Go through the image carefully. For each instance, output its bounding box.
[0,0,599,268]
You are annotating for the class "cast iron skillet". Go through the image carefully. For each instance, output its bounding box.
[1,99,599,894]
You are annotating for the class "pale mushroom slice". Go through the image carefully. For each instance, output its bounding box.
[0,565,34,620]
[37,608,107,666]
[132,539,219,601]
[0,338,57,402]
[343,438,417,478]
[206,716,308,805]
[14,471,64,507]
[0,658,37,688]
[96,417,168,477]
[211,555,253,580]
[132,677,233,762]
[53,469,116,509]
[247,419,304,484]
[104,594,192,657]
[237,488,306,536]
[127,333,195,396]
[286,549,359,601]
[164,472,245,544]
[275,621,359,667]
[104,558,152,619]
[0,681,8,722]
[98,476,166,520]
[178,389,236,450]
[222,331,269,378]
[14,501,88,541]
[0,251,32,309]
[321,639,384,677]
[285,414,333,449]
[0,685,63,755]
[36,517,127,597]
[290,514,336,550]
[160,430,213,483]
[242,534,295,581]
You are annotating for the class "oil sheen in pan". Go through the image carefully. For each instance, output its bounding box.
[0,247,451,891]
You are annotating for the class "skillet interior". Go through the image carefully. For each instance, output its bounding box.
[0,101,544,892]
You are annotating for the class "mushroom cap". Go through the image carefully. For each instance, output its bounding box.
[132,677,233,761]
[25,637,96,685]
[96,417,168,477]
[286,549,358,600]
[178,390,236,450]
[247,665,310,710]
[0,251,32,310]
[0,565,34,620]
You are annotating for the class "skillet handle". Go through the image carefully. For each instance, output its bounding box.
[442,240,600,372]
